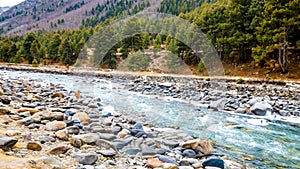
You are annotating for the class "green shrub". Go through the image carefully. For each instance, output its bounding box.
[32,58,39,67]
[126,51,149,71]
[198,60,205,73]
[237,78,244,84]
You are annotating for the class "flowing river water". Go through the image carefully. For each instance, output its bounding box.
[1,69,299,169]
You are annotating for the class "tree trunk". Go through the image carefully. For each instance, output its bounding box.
[278,27,289,74]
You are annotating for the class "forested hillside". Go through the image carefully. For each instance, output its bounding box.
[0,0,153,35]
[0,0,299,78]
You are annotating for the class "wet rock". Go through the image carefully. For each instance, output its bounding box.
[250,102,273,116]
[72,112,90,125]
[179,139,213,155]
[146,158,163,168]
[27,142,42,151]
[0,136,18,151]
[45,121,67,131]
[202,158,224,169]
[235,108,246,114]
[49,145,70,155]
[209,98,227,111]
[74,153,98,165]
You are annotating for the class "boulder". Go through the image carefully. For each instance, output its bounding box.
[74,153,98,165]
[250,102,273,116]
[179,139,213,155]
[209,98,227,111]
[0,136,18,151]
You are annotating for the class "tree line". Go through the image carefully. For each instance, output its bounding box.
[0,0,299,74]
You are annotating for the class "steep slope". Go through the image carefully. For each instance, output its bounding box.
[0,0,158,35]
[0,6,10,15]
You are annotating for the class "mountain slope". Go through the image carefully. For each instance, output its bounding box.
[0,6,10,15]
[0,0,161,35]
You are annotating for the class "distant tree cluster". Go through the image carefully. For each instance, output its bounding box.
[81,0,150,28]
[0,29,91,65]
[65,1,85,13]
[158,0,205,15]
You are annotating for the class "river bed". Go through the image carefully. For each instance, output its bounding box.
[1,69,299,169]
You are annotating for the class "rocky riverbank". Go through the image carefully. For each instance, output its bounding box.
[111,73,300,125]
[0,73,246,168]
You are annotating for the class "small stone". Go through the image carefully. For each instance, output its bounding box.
[159,156,179,166]
[163,163,179,169]
[202,158,225,169]
[146,158,163,168]
[55,130,69,141]
[72,133,99,144]
[37,156,64,168]
[235,108,246,114]
[70,138,83,148]
[17,108,39,115]
[99,133,116,141]
[95,165,107,169]
[5,130,21,137]
[98,149,117,157]
[0,107,11,115]
[0,136,18,151]
[45,121,67,131]
[118,129,130,138]
[104,117,114,126]
[182,149,196,158]
[66,126,80,135]
[39,136,56,144]
[124,148,141,155]
[0,96,11,104]
[74,153,98,165]
[72,112,90,125]
[65,109,77,116]
[52,92,64,98]
[178,166,193,169]
[82,165,95,169]
[141,144,157,156]
[49,145,70,155]
[27,142,42,151]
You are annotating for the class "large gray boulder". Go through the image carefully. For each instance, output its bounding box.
[250,102,273,116]
[209,98,227,111]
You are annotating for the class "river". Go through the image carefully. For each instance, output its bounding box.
[1,69,299,169]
